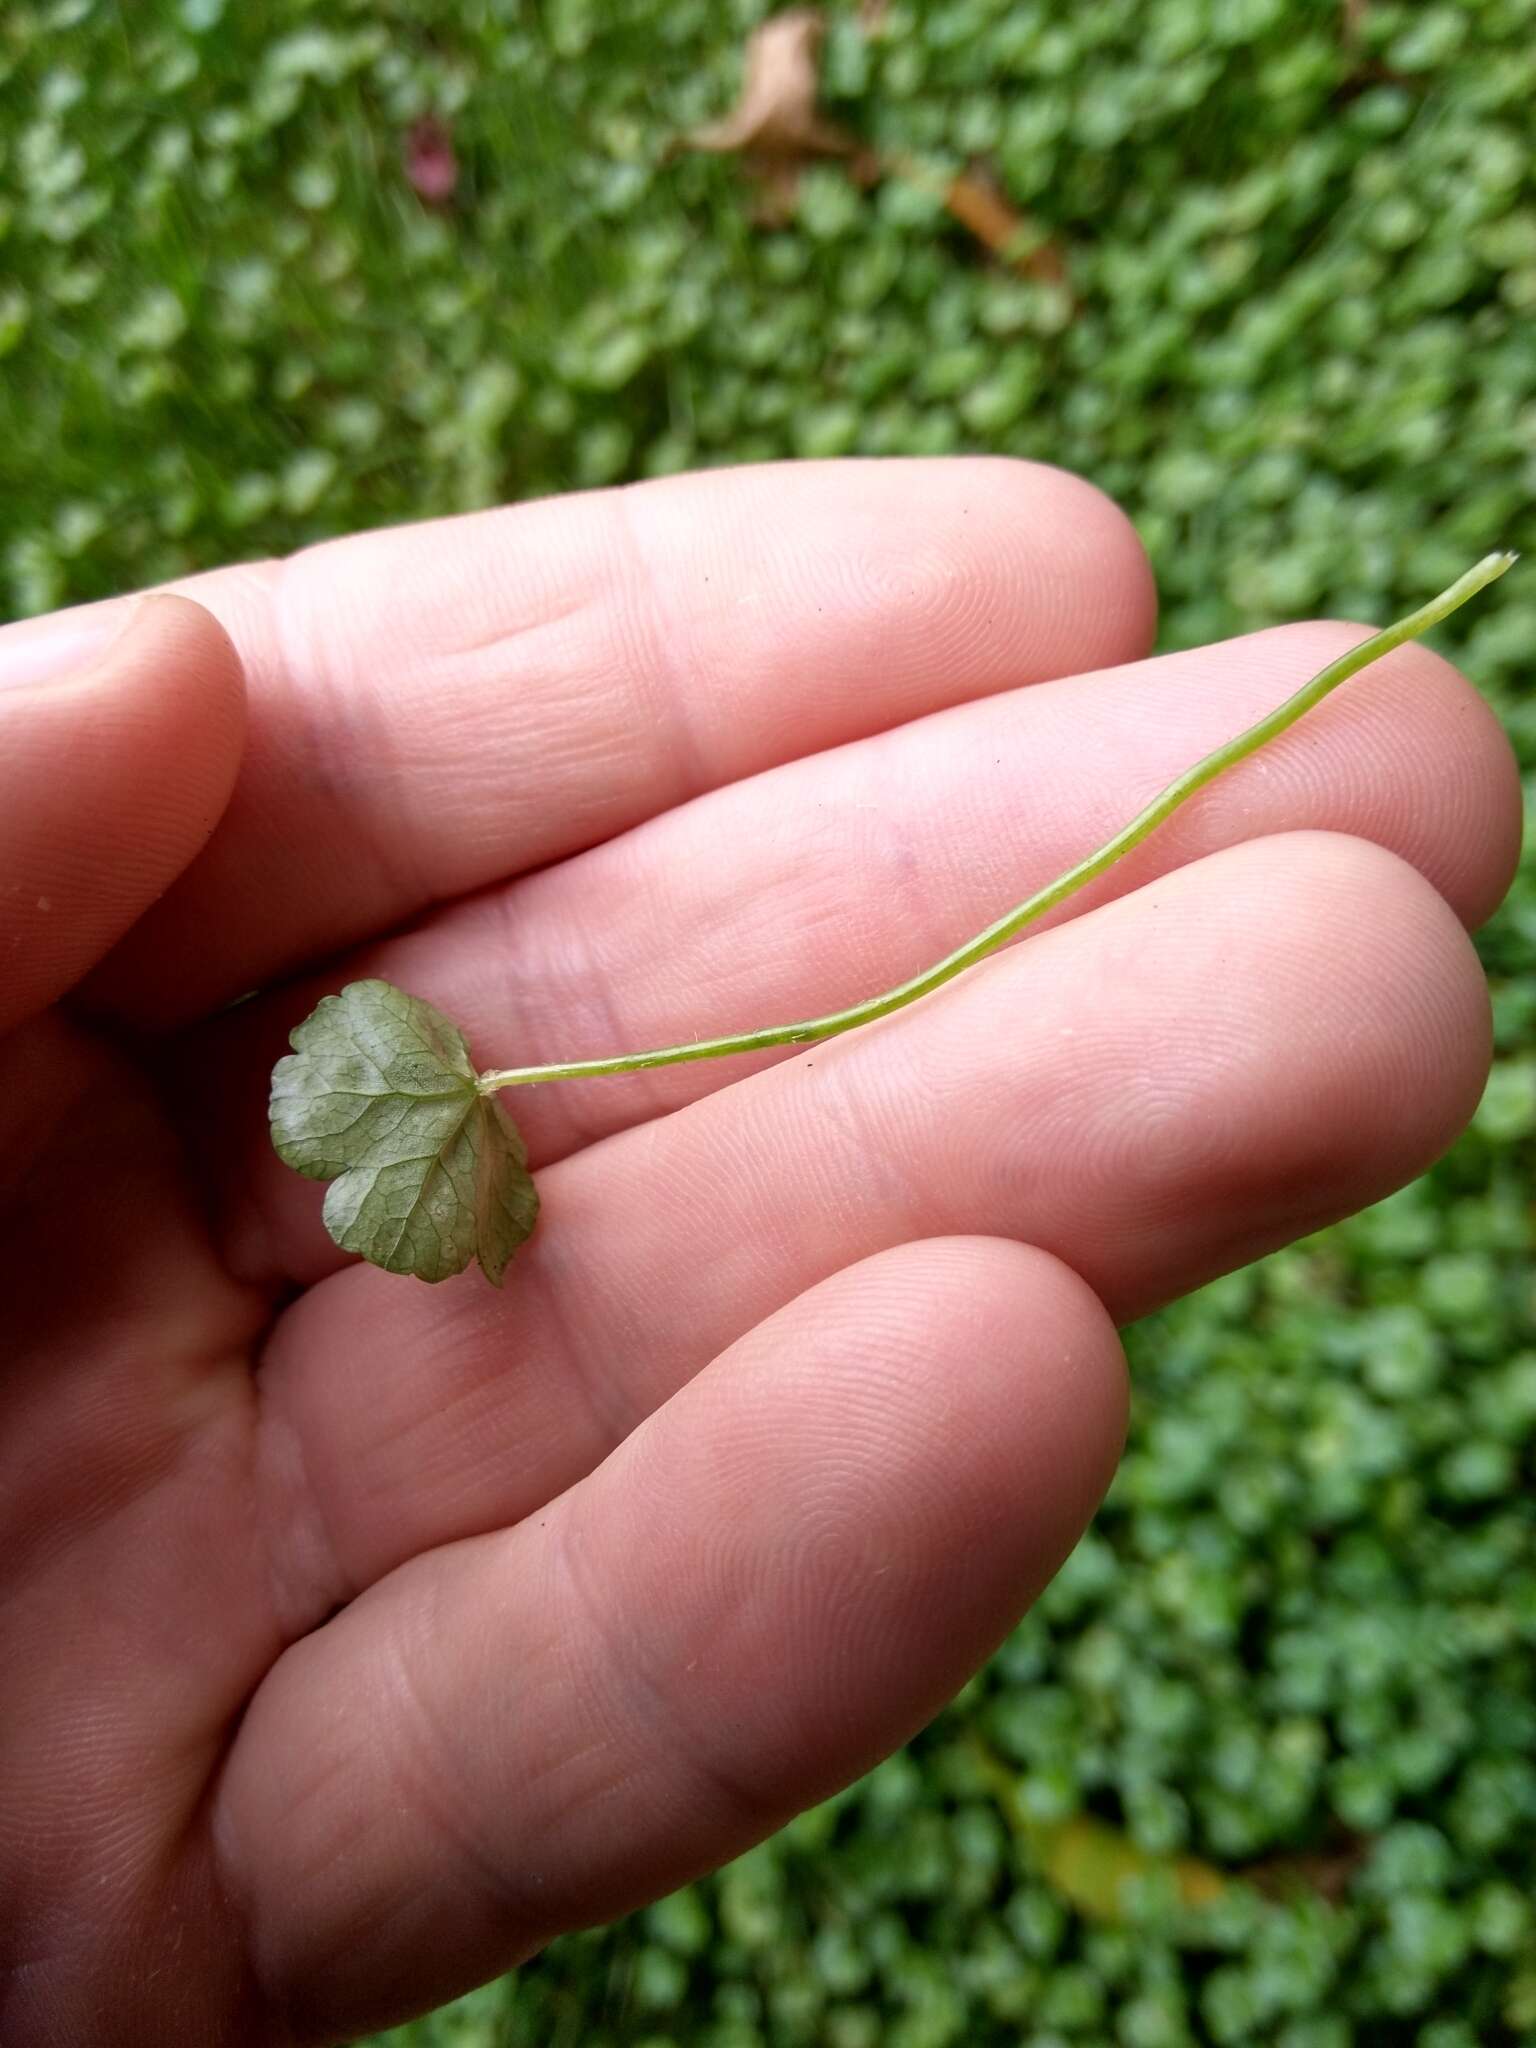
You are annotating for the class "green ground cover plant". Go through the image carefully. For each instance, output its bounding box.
[3,1,1535,2041]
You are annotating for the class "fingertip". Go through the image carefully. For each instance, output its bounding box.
[115,591,248,739]
[1117,828,1493,1260]
[1233,619,1522,935]
[864,1233,1129,1520]
[1311,828,1494,1161]
[976,455,1159,664]
[0,593,248,1027]
[38,594,249,801]
[70,598,248,1020]
[1324,625,1523,932]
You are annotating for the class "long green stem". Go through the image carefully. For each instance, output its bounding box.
[478,552,1516,1093]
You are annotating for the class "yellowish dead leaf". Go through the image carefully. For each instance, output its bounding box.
[685,9,855,163]
[681,8,1073,295]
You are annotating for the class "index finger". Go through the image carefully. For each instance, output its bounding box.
[52,457,1154,1024]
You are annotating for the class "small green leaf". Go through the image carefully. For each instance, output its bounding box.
[269,979,538,1286]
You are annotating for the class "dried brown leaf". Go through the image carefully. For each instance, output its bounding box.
[684,8,855,162]
[942,163,1069,284]
[681,11,1073,300]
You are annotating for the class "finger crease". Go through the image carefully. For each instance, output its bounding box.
[553,1508,781,1842]
[610,484,712,808]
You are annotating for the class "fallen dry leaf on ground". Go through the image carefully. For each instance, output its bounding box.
[682,7,1071,287]
[685,9,856,160]
[930,158,1071,286]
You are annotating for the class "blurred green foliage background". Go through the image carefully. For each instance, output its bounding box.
[4,1,1535,2042]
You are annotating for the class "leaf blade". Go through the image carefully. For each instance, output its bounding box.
[470,1093,537,1286]
[269,980,538,1285]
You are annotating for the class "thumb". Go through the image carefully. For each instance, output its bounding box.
[0,594,245,1034]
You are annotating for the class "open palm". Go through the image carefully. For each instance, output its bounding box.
[0,461,1518,2046]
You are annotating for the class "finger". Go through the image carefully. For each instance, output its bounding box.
[210,623,1517,1282]
[0,596,244,1033]
[219,1236,1126,2039]
[249,830,1488,1618]
[57,459,1156,1025]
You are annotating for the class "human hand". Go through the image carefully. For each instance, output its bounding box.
[0,461,1518,2045]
